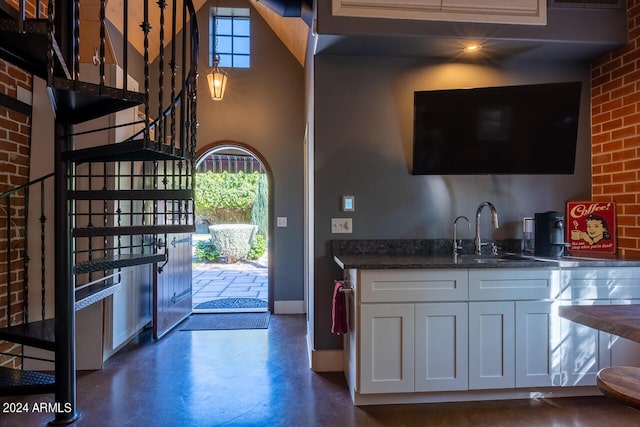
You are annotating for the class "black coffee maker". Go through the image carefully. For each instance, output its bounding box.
[534,211,566,257]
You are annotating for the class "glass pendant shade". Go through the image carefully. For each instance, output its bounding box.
[207,58,228,101]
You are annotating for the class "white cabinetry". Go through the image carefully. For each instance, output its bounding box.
[343,264,640,405]
[515,301,554,387]
[351,269,469,396]
[468,301,514,389]
[556,268,640,386]
[468,269,554,389]
[360,303,415,393]
[468,299,554,389]
[331,0,546,25]
[415,302,468,391]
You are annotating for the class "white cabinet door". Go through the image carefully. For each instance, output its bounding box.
[469,301,515,389]
[332,0,546,24]
[515,301,554,387]
[442,0,540,13]
[557,300,611,387]
[360,303,415,393]
[415,302,468,392]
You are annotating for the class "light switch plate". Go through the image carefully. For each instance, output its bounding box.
[331,218,352,233]
[276,217,287,227]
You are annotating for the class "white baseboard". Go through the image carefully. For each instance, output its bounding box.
[274,299,305,314]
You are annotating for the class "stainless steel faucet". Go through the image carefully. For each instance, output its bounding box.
[453,215,470,255]
[475,201,499,255]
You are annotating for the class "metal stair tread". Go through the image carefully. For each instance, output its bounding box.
[68,188,193,201]
[72,224,195,237]
[49,77,145,125]
[74,253,167,274]
[0,318,55,352]
[62,138,190,163]
[0,18,69,79]
[75,281,123,311]
[0,366,55,396]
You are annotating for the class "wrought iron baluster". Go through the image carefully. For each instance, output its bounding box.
[99,0,106,89]
[23,186,29,324]
[47,0,54,87]
[74,0,80,81]
[5,196,11,327]
[18,0,25,33]
[180,2,187,154]
[170,0,177,152]
[39,180,46,321]
[142,0,151,145]
[123,0,129,91]
[158,0,166,144]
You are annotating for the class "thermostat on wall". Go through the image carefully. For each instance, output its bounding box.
[342,196,354,212]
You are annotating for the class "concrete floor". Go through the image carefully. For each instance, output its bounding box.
[1,315,639,426]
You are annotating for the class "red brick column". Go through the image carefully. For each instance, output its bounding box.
[591,0,640,257]
[0,58,32,368]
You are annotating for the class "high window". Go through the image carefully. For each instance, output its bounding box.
[210,7,250,68]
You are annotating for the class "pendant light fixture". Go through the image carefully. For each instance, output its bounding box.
[207,55,228,101]
[207,4,228,101]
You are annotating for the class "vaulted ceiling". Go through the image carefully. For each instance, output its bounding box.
[86,0,308,67]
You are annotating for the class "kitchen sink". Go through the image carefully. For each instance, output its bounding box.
[457,253,543,263]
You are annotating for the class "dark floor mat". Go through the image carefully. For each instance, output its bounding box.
[179,312,270,330]
[194,297,268,310]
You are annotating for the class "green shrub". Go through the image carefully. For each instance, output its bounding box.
[195,171,261,224]
[247,234,266,260]
[195,240,219,263]
[250,174,268,237]
[209,224,257,263]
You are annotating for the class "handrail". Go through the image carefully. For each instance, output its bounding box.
[0,172,54,200]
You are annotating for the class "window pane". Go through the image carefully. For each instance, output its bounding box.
[218,54,233,68]
[216,36,232,53]
[234,37,250,55]
[216,18,232,35]
[233,55,250,68]
[233,19,250,36]
[211,8,251,69]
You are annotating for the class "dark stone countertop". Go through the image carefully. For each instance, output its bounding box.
[333,253,640,269]
[331,239,640,270]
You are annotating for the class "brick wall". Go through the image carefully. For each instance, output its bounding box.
[0,58,32,368]
[591,0,640,257]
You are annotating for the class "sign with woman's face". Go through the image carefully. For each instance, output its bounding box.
[566,201,616,254]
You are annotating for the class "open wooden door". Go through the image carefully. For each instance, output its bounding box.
[153,232,192,339]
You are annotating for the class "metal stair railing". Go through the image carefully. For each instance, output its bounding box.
[0,0,199,417]
[0,172,54,366]
[48,1,199,424]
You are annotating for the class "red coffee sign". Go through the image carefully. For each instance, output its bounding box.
[566,201,616,254]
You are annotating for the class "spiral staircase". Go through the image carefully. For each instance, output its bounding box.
[0,0,198,423]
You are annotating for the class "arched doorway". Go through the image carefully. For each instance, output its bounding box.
[192,142,273,313]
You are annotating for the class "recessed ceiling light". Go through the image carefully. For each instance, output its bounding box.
[463,44,482,53]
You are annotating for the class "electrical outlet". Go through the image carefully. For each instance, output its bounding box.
[331,218,352,234]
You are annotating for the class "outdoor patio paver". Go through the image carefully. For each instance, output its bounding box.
[191,260,268,311]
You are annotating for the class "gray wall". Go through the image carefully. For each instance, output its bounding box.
[194,0,306,303]
[313,55,592,350]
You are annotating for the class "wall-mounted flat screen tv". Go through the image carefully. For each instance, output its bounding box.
[412,81,582,175]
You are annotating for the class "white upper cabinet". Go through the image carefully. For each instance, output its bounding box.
[332,0,547,25]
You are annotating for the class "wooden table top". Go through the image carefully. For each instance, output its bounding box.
[558,304,640,343]
[597,366,640,410]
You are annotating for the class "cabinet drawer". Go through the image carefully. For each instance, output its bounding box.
[559,268,640,300]
[359,269,468,303]
[469,268,553,301]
